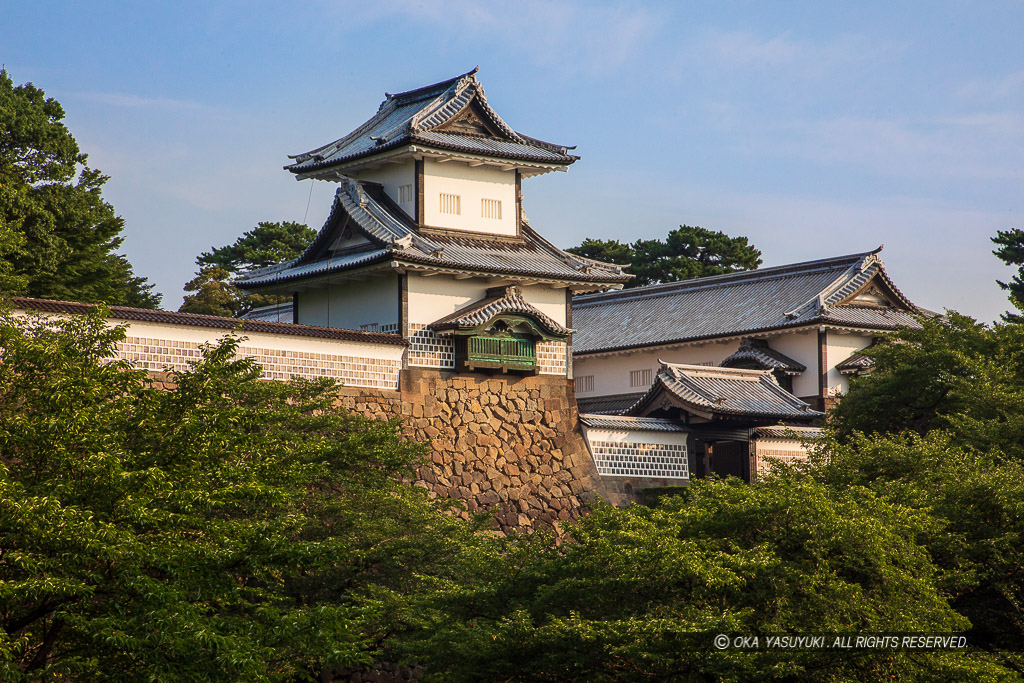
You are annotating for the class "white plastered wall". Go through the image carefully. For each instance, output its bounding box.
[408,273,488,325]
[297,275,399,332]
[572,339,742,398]
[824,331,875,396]
[407,274,567,327]
[422,158,516,236]
[572,328,825,400]
[354,162,416,216]
[768,330,820,398]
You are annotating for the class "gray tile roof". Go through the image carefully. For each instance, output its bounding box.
[430,285,570,338]
[752,425,824,439]
[836,351,875,375]
[286,68,578,175]
[577,392,647,415]
[237,178,629,289]
[579,414,688,432]
[8,297,407,346]
[572,248,920,355]
[628,363,823,421]
[720,338,806,375]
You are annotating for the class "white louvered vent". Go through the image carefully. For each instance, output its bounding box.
[575,375,595,393]
[629,368,653,388]
[398,184,413,205]
[481,198,502,220]
[439,193,461,215]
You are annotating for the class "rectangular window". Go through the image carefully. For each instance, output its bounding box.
[398,184,413,205]
[481,198,502,219]
[575,375,594,393]
[359,322,380,332]
[629,368,653,388]
[440,193,461,215]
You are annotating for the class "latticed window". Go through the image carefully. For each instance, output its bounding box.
[440,193,461,215]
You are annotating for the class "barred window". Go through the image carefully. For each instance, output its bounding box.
[629,368,653,387]
[575,375,594,392]
[440,193,461,215]
[398,184,413,205]
[481,198,502,219]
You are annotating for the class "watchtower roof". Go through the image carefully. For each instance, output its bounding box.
[286,68,579,177]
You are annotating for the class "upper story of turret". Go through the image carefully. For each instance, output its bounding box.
[284,68,578,239]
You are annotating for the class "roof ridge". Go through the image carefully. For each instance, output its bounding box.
[660,361,768,380]
[386,67,478,103]
[287,97,400,164]
[574,250,878,307]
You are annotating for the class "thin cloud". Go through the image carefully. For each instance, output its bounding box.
[310,0,661,77]
[691,29,906,79]
[68,91,225,114]
[745,113,1024,183]
[954,71,1024,101]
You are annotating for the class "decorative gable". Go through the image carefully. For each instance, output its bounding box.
[435,100,507,139]
[845,281,899,308]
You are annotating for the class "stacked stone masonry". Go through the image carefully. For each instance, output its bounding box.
[334,368,606,532]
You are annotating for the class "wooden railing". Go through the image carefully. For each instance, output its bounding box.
[465,335,536,371]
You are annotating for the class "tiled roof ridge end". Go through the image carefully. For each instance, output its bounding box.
[574,250,877,307]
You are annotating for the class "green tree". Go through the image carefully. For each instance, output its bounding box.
[567,225,762,288]
[179,265,244,317]
[180,221,314,317]
[992,228,1024,322]
[392,476,1004,681]
[807,432,1024,674]
[832,312,1024,459]
[0,70,160,308]
[0,307,473,679]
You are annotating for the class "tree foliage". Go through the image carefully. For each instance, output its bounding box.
[390,476,1004,681]
[808,432,1024,671]
[832,312,1024,458]
[0,308,473,679]
[180,221,314,317]
[0,70,160,308]
[992,228,1024,322]
[567,225,762,288]
[827,258,1024,672]
[179,265,246,318]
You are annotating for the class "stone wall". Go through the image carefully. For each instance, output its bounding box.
[335,368,607,533]
[600,475,688,505]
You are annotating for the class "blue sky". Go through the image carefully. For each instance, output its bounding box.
[3,1,1022,321]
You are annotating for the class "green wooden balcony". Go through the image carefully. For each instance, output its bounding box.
[459,334,537,372]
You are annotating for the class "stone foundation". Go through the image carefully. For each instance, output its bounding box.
[600,475,689,506]
[334,368,606,533]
